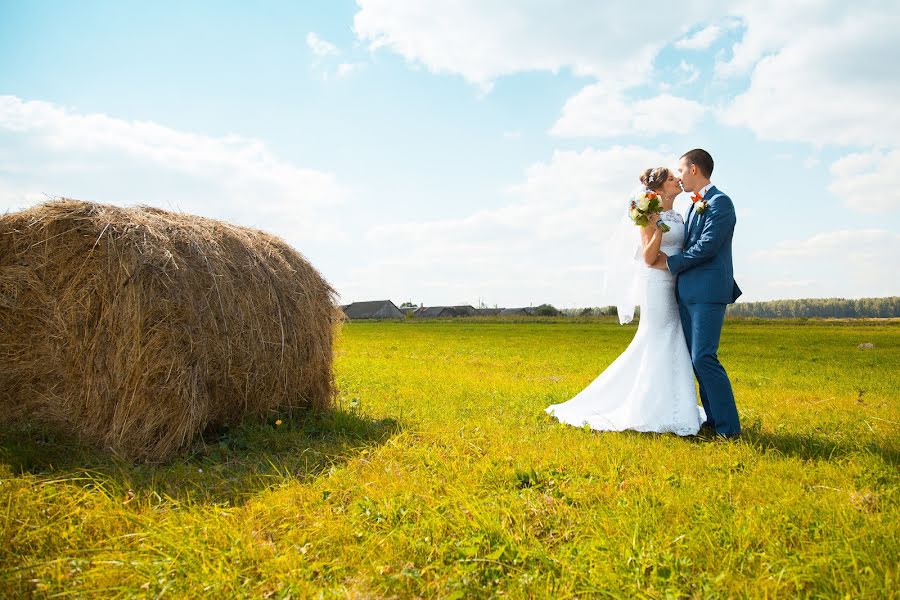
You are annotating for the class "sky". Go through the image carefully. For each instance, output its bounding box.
[1,0,898,309]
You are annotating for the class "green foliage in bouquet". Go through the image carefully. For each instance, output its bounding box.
[629,190,670,232]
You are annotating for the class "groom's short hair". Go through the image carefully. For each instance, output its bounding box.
[681,149,714,178]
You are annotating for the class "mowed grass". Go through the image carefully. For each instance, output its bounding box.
[1,319,897,598]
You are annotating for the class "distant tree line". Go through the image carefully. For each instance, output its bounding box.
[533,303,561,316]
[560,297,898,319]
[726,297,898,318]
[563,306,634,318]
[409,298,897,320]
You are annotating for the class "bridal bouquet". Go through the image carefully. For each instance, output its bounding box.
[629,190,670,232]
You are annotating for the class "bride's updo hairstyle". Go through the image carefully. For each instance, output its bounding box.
[640,167,670,192]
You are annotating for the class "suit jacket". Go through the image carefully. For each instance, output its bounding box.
[666,185,742,304]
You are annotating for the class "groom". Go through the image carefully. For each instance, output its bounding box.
[652,149,742,438]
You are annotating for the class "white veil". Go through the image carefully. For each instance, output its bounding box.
[601,188,646,324]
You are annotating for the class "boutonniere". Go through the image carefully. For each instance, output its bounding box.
[691,192,708,214]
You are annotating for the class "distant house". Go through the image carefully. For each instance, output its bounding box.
[341,300,403,320]
[409,305,509,318]
[500,307,536,316]
[413,306,458,318]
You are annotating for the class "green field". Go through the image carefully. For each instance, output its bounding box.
[2,319,898,598]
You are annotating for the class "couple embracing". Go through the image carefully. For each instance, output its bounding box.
[546,149,741,439]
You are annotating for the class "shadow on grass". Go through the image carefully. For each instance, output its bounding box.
[683,421,899,466]
[0,408,403,506]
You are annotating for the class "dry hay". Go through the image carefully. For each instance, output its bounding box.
[0,199,337,462]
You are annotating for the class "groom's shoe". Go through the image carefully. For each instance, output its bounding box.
[697,422,716,438]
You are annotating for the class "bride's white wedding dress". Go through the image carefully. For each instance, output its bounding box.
[545,209,705,435]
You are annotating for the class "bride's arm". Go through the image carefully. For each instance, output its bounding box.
[640,213,663,266]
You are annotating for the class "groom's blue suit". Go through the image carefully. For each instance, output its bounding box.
[666,185,742,436]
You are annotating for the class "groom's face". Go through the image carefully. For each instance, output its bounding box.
[677,157,697,193]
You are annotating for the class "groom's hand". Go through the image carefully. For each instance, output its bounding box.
[651,252,668,270]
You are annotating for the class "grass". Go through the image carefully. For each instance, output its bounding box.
[1,318,897,598]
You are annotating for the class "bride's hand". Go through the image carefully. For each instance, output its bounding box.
[647,212,660,227]
[651,252,668,270]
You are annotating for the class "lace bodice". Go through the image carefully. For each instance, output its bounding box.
[659,209,683,224]
[658,210,684,257]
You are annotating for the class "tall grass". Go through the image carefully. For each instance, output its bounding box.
[2,319,897,598]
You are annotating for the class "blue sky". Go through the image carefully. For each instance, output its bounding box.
[2,0,898,308]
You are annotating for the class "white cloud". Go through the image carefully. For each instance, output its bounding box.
[754,229,897,261]
[713,2,847,78]
[336,62,364,78]
[677,60,700,85]
[551,84,706,137]
[0,179,50,212]
[503,130,522,140]
[306,34,366,80]
[370,145,672,243]
[719,6,900,147]
[350,145,678,306]
[508,145,673,212]
[0,96,347,242]
[675,24,722,50]
[0,96,342,203]
[341,141,894,305]
[306,32,339,57]
[353,1,719,89]
[352,1,898,150]
[828,149,900,213]
[748,228,900,300]
[768,279,817,289]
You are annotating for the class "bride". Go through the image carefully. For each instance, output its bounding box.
[545,167,705,436]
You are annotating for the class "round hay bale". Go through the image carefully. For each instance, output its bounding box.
[0,199,337,462]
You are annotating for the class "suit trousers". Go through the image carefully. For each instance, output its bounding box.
[677,302,740,436]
